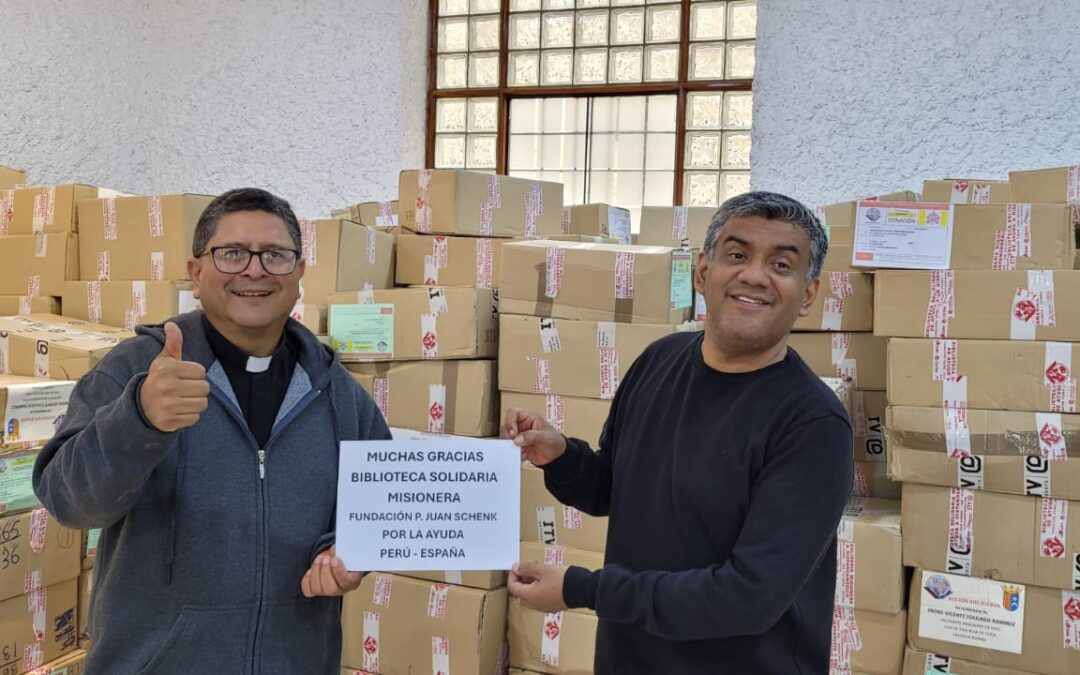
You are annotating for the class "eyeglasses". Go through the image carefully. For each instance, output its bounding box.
[202,247,301,275]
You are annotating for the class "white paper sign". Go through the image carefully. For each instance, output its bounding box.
[2,382,75,446]
[852,201,955,269]
[336,438,521,572]
[918,571,1025,654]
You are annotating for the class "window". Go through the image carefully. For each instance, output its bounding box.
[428,0,756,225]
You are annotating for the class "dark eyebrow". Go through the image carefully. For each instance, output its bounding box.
[723,235,801,256]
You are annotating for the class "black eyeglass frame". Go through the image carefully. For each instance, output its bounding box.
[199,247,302,276]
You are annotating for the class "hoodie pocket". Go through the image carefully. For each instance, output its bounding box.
[138,605,251,675]
[256,597,339,674]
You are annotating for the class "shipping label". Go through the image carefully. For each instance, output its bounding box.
[947,487,975,576]
[917,571,1025,653]
[1040,498,1068,559]
[853,201,954,269]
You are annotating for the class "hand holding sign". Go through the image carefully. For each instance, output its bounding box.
[502,408,566,467]
[140,322,210,432]
[509,561,569,613]
[301,545,364,597]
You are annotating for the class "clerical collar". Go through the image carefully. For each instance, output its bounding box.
[201,315,286,374]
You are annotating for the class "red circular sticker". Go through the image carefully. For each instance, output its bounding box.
[1042,537,1065,559]
[1046,361,1071,384]
[1040,422,1064,447]
[544,620,561,640]
[422,332,437,351]
[1065,596,1080,620]
[1014,300,1038,322]
[429,402,444,421]
[364,636,378,655]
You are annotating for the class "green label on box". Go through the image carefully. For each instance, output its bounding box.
[670,252,694,310]
[85,528,102,557]
[330,304,395,359]
[0,450,41,513]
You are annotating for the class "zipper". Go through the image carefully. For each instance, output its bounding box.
[257,450,266,479]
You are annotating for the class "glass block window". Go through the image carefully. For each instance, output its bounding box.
[509,95,676,230]
[434,97,500,169]
[429,1,756,203]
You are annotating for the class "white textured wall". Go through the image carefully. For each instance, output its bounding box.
[753,0,1080,206]
[0,0,428,218]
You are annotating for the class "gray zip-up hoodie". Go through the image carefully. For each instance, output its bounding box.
[33,311,390,675]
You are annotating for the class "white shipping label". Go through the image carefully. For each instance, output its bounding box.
[830,333,851,366]
[374,378,390,421]
[424,255,439,286]
[540,611,563,667]
[0,333,10,375]
[837,498,866,542]
[124,308,139,332]
[923,652,952,674]
[1029,270,1057,327]
[1040,498,1068,559]
[0,189,12,236]
[943,406,972,459]
[96,250,110,281]
[87,282,102,324]
[17,296,30,315]
[538,318,561,353]
[34,340,49,379]
[300,219,317,267]
[599,349,619,400]
[434,236,449,270]
[33,233,46,258]
[545,395,564,433]
[1069,166,1080,205]
[479,202,494,237]
[607,207,631,244]
[828,272,854,299]
[614,252,635,300]
[533,358,551,395]
[918,571,1025,654]
[150,251,165,281]
[828,606,862,673]
[421,313,439,360]
[836,359,858,387]
[924,270,956,338]
[30,507,47,553]
[377,202,397,228]
[475,238,494,289]
[821,298,844,331]
[672,207,689,243]
[956,454,984,491]
[358,285,375,305]
[365,227,377,265]
[23,643,43,673]
[834,540,856,609]
[942,376,967,411]
[102,198,118,240]
[1037,413,1068,460]
[372,574,393,607]
[1008,203,1033,258]
[947,487,975,576]
[545,248,564,298]
[596,322,617,350]
[132,280,147,318]
[1045,342,1073,387]
[1064,591,1080,651]
[536,506,556,545]
[427,384,447,434]
[544,545,565,566]
[148,195,164,237]
[932,339,959,382]
[1024,455,1052,498]
[362,611,381,672]
[427,287,449,316]
[853,201,955,269]
[949,180,970,204]
[971,183,992,205]
[431,636,450,675]
[562,505,582,530]
[525,181,543,237]
[561,207,571,235]
[851,460,869,497]
[427,584,449,620]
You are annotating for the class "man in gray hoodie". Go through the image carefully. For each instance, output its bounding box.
[34,188,390,674]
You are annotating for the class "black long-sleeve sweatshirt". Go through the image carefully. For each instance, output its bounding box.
[544,331,853,674]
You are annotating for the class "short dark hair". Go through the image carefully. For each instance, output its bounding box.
[702,191,828,281]
[192,188,302,257]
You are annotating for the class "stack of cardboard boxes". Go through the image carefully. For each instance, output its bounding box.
[876,171,1080,673]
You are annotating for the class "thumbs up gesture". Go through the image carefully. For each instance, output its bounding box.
[139,322,210,432]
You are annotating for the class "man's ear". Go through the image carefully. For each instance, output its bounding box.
[187,257,202,299]
[693,250,708,295]
[798,277,821,317]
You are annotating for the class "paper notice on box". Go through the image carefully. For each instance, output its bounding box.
[0,450,39,513]
[670,251,694,309]
[3,382,74,446]
[917,571,1025,654]
[852,201,954,269]
[607,207,631,244]
[330,304,394,360]
[336,438,520,572]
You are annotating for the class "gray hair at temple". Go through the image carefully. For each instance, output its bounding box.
[701,191,828,282]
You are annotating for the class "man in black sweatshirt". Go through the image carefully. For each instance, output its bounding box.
[503,191,853,674]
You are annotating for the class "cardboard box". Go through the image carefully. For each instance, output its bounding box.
[78,194,211,282]
[78,572,93,645]
[901,483,1080,590]
[0,375,74,450]
[0,508,80,602]
[521,465,606,552]
[886,406,1080,500]
[823,244,859,272]
[787,332,888,390]
[853,390,888,463]
[921,180,1011,205]
[397,569,506,591]
[0,314,133,380]
[399,170,563,238]
[62,281,193,329]
[0,234,79,297]
[294,219,396,306]
[347,360,498,437]
[1008,165,1080,203]
[28,649,88,675]
[0,448,42,515]
[902,647,1039,675]
[341,573,508,674]
[396,234,504,288]
[562,204,632,244]
[638,206,715,248]
[508,598,596,675]
[289,303,326,335]
[908,570,1080,675]
[517,542,604,618]
[332,201,399,229]
[835,498,905,614]
[876,270,1080,340]
[0,166,26,191]
[329,287,497,361]
[886,338,1077,413]
[499,241,694,325]
[832,608,907,675]
[793,271,874,332]
[0,296,60,316]
[853,460,901,501]
[5,184,126,235]
[500,392,610,448]
[0,578,79,671]
[821,191,920,230]
[498,314,677,399]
